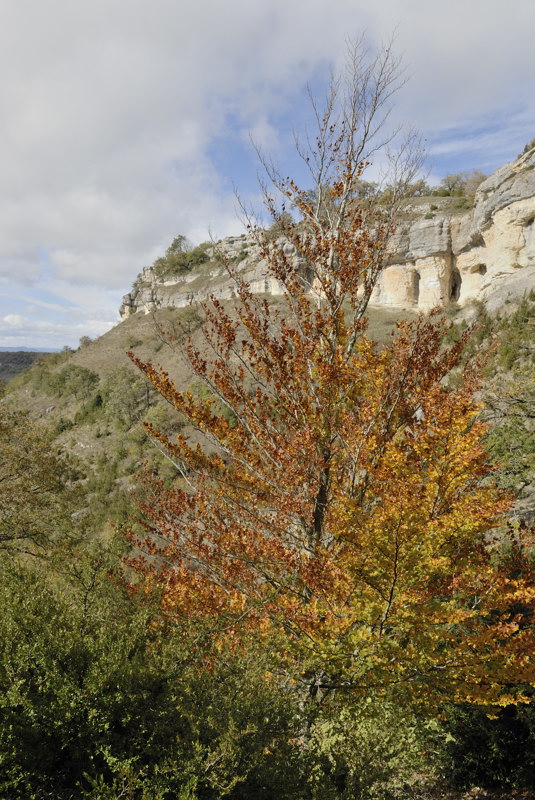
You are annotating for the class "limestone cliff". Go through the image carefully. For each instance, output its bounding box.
[120,150,535,319]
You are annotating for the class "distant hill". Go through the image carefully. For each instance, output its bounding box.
[0,351,51,384]
[0,346,59,352]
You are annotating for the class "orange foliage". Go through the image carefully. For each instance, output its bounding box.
[128,93,534,704]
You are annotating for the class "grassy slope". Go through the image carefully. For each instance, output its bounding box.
[3,295,534,527]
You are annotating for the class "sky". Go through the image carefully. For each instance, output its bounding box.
[1,0,535,350]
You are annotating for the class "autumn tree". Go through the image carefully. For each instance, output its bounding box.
[129,39,535,708]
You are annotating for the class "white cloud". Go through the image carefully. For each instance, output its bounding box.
[3,314,24,328]
[0,0,534,347]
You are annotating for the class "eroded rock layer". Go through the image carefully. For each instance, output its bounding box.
[120,150,535,319]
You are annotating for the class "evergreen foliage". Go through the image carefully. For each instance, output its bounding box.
[442,700,535,792]
[152,236,211,281]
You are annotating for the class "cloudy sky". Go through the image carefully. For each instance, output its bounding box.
[1,0,534,349]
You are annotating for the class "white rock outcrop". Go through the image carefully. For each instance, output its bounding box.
[120,150,535,320]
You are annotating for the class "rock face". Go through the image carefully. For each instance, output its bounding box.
[120,150,535,320]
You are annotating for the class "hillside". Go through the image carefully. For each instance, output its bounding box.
[3,143,534,533]
[2,190,535,800]
[3,290,534,531]
[5,150,533,521]
[2,302,425,522]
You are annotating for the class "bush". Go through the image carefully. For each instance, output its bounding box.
[152,236,211,281]
[520,138,535,157]
[305,697,442,799]
[441,701,535,791]
[46,364,100,400]
[0,551,303,800]
[0,411,81,552]
[100,367,152,429]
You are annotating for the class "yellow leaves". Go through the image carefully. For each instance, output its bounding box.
[494,693,531,707]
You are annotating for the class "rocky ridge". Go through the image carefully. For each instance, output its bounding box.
[120,150,535,319]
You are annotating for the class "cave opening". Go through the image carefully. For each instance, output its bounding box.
[450,268,462,302]
[412,270,420,305]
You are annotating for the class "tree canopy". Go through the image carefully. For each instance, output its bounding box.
[129,39,535,710]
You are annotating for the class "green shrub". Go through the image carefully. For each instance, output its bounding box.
[100,368,152,429]
[152,236,211,281]
[125,333,143,348]
[441,700,535,791]
[46,364,100,400]
[520,138,535,157]
[0,552,303,800]
[305,697,442,799]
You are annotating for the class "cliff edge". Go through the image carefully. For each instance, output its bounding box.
[120,150,535,319]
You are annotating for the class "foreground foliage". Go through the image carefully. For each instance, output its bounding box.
[0,550,304,799]
[1,544,448,800]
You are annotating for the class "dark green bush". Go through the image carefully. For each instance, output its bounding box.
[441,700,535,791]
[40,364,100,400]
[0,552,303,800]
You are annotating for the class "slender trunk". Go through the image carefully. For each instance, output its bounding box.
[308,458,330,553]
